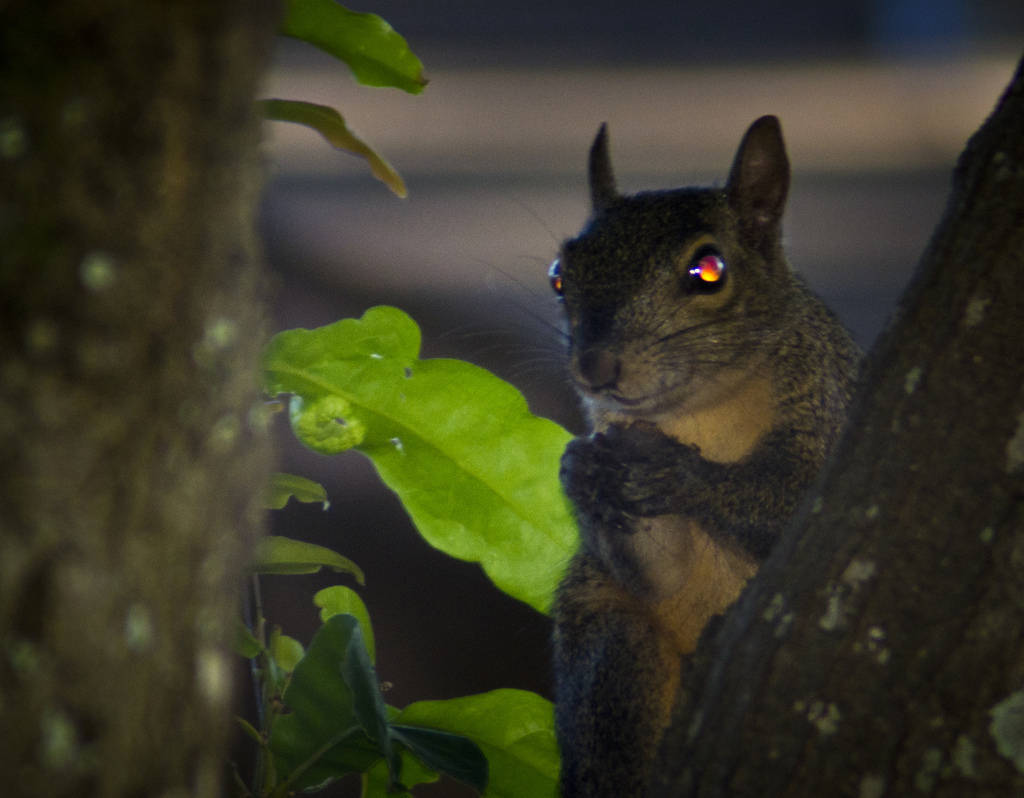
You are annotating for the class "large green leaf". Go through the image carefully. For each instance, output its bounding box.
[270,615,487,794]
[280,0,427,94]
[263,306,578,614]
[269,615,386,792]
[395,690,559,798]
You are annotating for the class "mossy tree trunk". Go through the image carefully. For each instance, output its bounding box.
[0,2,278,796]
[654,54,1024,797]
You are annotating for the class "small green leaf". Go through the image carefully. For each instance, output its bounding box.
[395,690,559,798]
[264,471,330,510]
[263,307,578,614]
[260,99,407,198]
[270,632,306,673]
[391,725,488,793]
[280,0,427,93]
[288,393,367,454]
[233,618,263,659]
[269,616,385,792]
[237,716,265,746]
[314,586,375,663]
[252,536,365,583]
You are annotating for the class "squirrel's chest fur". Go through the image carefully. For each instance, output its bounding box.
[594,371,774,654]
[601,369,776,462]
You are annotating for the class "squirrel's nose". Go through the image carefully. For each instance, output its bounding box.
[578,347,621,391]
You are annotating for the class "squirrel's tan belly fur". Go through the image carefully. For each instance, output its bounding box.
[646,372,773,650]
[609,371,773,649]
[637,516,758,653]
[644,517,759,741]
[572,514,759,746]
[602,373,772,730]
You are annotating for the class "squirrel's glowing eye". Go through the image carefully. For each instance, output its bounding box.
[687,249,727,293]
[549,258,565,299]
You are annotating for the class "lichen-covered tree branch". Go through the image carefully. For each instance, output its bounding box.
[0,3,278,796]
[653,53,1024,798]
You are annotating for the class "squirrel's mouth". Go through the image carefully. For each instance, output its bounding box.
[571,350,696,415]
[574,382,646,408]
[602,392,644,407]
[584,384,687,417]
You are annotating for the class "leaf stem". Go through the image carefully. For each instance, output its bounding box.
[243,573,268,793]
[273,724,362,796]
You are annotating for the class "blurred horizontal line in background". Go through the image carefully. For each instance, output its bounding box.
[262,53,1018,179]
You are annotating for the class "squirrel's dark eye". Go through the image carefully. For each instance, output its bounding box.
[549,258,565,300]
[686,248,727,293]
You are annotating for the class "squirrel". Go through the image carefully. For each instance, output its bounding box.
[549,116,861,797]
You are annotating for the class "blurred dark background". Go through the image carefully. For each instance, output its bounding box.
[244,2,1023,794]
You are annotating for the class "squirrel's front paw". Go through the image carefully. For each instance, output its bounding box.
[561,423,704,522]
[560,433,617,502]
[560,433,638,533]
[601,423,705,515]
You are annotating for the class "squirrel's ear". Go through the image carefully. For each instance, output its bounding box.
[589,123,618,212]
[726,115,789,248]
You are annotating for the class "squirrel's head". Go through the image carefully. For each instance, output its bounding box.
[552,116,796,421]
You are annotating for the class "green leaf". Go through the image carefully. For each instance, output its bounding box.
[236,716,265,746]
[394,690,559,798]
[252,535,365,583]
[341,620,399,784]
[264,471,329,510]
[259,99,407,198]
[270,631,306,673]
[269,615,386,792]
[268,619,503,796]
[362,750,436,797]
[391,725,488,793]
[280,0,427,94]
[263,306,578,614]
[233,618,263,659]
[314,585,375,663]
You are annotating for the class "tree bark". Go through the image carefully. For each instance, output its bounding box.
[0,3,278,796]
[653,54,1024,797]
